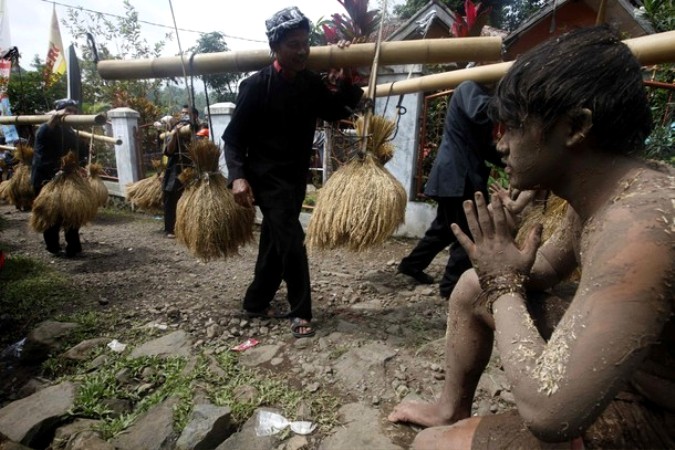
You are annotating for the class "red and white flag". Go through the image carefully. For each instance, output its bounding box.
[44,5,66,86]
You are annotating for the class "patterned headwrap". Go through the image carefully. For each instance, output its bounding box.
[54,98,78,111]
[265,7,311,45]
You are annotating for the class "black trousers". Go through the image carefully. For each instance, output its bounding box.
[398,197,472,298]
[163,189,182,234]
[243,205,312,320]
[43,219,81,255]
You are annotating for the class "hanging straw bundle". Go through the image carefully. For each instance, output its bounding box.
[175,139,255,261]
[354,114,396,164]
[7,143,35,211]
[305,0,407,251]
[30,151,99,232]
[0,180,9,203]
[306,149,406,251]
[87,162,109,207]
[125,159,165,212]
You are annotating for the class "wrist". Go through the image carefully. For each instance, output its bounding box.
[481,272,528,314]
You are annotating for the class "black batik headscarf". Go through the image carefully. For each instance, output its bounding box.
[265,6,311,45]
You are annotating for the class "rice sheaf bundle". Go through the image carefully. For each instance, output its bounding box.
[306,114,406,252]
[125,159,164,212]
[30,151,98,232]
[7,144,35,211]
[175,139,255,261]
[354,115,396,165]
[306,152,407,252]
[87,162,109,207]
[0,180,10,203]
[515,193,568,247]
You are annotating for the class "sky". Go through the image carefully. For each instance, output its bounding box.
[6,0,400,66]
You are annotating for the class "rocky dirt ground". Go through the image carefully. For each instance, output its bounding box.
[0,199,514,449]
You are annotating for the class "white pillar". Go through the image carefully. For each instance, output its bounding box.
[107,107,140,196]
[206,102,236,178]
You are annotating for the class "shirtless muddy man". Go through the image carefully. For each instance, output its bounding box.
[389,25,675,449]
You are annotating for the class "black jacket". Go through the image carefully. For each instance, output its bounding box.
[223,65,363,209]
[31,122,84,195]
[424,81,502,199]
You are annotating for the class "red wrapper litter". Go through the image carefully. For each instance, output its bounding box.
[231,338,260,352]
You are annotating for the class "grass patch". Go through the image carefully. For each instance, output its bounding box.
[63,348,340,440]
[212,351,340,431]
[0,255,84,347]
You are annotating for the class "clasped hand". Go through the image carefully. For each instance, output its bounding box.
[451,192,542,282]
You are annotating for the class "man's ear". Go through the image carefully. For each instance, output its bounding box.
[566,108,593,147]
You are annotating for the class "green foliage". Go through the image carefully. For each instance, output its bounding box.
[0,255,83,347]
[640,0,675,33]
[6,66,67,115]
[63,1,167,113]
[393,0,546,32]
[188,32,244,103]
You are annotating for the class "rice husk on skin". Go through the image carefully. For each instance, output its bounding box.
[306,153,407,252]
[175,140,255,261]
[30,152,98,232]
[87,162,109,207]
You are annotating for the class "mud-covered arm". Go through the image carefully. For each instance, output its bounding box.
[526,207,579,291]
[491,204,673,442]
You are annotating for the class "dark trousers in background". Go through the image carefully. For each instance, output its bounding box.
[243,205,312,321]
[398,197,472,298]
[163,189,182,234]
[43,220,82,256]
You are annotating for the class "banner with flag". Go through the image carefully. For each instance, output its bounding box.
[67,44,81,104]
[44,6,66,87]
[0,0,18,144]
[0,0,11,56]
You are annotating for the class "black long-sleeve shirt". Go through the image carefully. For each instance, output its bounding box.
[223,65,363,208]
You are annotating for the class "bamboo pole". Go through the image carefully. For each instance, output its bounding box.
[159,124,191,140]
[97,37,503,80]
[75,130,122,146]
[0,114,107,126]
[0,144,15,151]
[372,30,675,97]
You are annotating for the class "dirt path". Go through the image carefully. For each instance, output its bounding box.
[0,201,512,447]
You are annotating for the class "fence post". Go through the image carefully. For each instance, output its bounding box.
[205,102,236,179]
[108,107,140,196]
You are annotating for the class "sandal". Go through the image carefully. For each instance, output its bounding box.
[244,306,286,319]
[290,317,315,338]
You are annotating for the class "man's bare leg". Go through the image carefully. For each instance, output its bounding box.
[388,270,494,427]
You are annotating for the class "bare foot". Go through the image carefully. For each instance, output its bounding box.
[388,401,457,428]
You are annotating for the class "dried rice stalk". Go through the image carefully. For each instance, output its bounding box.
[354,115,395,164]
[0,180,9,203]
[13,143,33,165]
[515,194,568,246]
[125,159,165,212]
[306,153,406,252]
[87,162,109,207]
[30,151,98,232]
[175,140,255,261]
[7,163,34,211]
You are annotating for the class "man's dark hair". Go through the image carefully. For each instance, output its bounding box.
[181,105,199,116]
[491,25,652,155]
